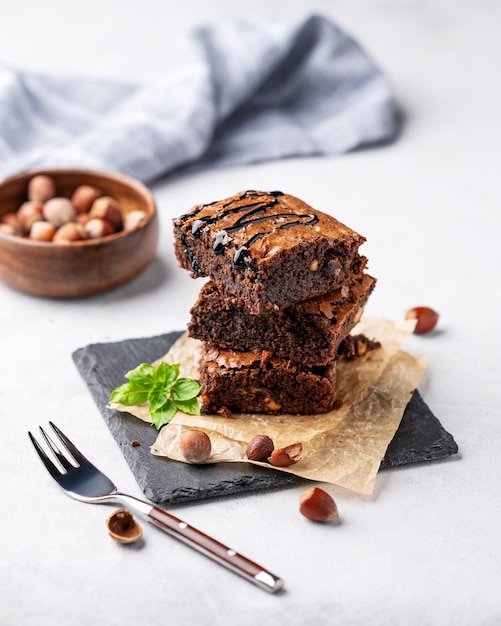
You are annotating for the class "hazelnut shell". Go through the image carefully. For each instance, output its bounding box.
[268,442,302,467]
[106,509,142,544]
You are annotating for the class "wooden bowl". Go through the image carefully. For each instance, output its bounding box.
[0,168,159,297]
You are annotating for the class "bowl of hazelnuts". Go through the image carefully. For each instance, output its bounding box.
[0,168,159,297]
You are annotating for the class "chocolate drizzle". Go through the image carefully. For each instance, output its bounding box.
[233,213,318,269]
[213,230,227,255]
[177,190,319,271]
[192,200,274,238]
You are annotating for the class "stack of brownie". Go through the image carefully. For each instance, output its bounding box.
[173,190,377,416]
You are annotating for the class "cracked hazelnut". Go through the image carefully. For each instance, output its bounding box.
[405,306,439,334]
[124,209,147,231]
[30,221,56,242]
[90,196,123,231]
[180,429,212,464]
[53,222,87,243]
[106,509,142,543]
[246,435,274,461]
[268,442,302,467]
[84,217,114,239]
[299,487,339,522]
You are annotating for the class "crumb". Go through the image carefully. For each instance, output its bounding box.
[131,439,140,447]
[217,406,232,418]
[338,334,381,360]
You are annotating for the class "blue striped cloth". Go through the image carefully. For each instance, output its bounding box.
[0,14,397,183]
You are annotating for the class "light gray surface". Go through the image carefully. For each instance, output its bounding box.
[1,1,500,625]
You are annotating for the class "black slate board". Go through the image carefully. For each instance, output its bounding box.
[72,331,458,504]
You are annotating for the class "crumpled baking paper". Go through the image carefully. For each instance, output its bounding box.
[110,317,426,495]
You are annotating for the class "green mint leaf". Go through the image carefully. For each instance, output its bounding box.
[124,363,156,390]
[109,383,130,402]
[148,389,170,414]
[155,362,180,388]
[174,397,201,416]
[109,361,202,430]
[151,399,177,429]
[171,378,202,402]
[109,383,149,406]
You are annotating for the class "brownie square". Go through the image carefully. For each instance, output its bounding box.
[189,274,376,367]
[199,344,337,416]
[173,190,367,314]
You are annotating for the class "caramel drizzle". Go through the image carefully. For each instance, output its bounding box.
[176,191,319,270]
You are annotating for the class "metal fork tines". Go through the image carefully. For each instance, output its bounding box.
[28,422,283,594]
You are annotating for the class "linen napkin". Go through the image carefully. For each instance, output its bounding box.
[0,14,397,184]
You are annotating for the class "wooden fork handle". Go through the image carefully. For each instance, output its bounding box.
[148,506,283,593]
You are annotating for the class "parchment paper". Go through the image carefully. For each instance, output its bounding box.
[110,317,426,495]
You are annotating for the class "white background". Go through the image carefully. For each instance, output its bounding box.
[1,1,500,625]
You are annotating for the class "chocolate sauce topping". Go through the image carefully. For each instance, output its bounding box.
[178,190,319,270]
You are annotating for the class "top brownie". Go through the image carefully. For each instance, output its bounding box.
[173,190,367,313]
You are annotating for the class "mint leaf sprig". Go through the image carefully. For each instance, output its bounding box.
[109,362,201,430]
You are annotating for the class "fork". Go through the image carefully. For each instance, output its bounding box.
[28,421,284,594]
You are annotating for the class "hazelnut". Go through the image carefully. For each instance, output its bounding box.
[84,217,114,239]
[2,212,21,225]
[43,197,76,227]
[299,487,339,522]
[17,201,44,232]
[90,196,123,231]
[27,174,56,202]
[106,509,142,544]
[76,213,92,226]
[309,259,319,271]
[246,435,274,461]
[1,213,23,236]
[180,429,211,464]
[268,442,302,467]
[53,222,87,243]
[216,406,232,418]
[30,221,56,242]
[71,185,102,214]
[0,223,21,237]
[266,398,282,412]
[405,306,439,334]
[124,209,147,231]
